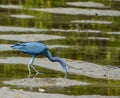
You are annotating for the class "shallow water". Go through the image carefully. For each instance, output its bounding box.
[0,0,120,96]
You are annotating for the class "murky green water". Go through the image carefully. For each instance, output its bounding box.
[0,0,120,96]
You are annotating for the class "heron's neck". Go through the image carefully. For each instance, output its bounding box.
[45,51,63,64]
[45,50,67,78]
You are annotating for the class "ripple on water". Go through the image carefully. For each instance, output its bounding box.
[3,78,89,87]
[0,4,22,9]
[0,26,100,33]
[0,4,120,16]
[30,8,120,16]
[0,34,65,42]
[107,32,120,35]
[88,37,110,40]
[0,26,47,32]
[66,1,109,8]
[71,20,112,24]
[10,14,35,19]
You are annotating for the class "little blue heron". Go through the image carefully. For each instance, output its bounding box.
[11,42,67,78]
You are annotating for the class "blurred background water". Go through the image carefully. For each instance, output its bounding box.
[0,0,120,96]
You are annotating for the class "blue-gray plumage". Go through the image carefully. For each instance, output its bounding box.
[11,42,67,78]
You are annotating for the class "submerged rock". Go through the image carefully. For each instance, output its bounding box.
[38,88,46,92]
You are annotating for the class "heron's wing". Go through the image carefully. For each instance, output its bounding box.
[11,42,48,55]
[21,42,47,54]
[11,43,27,50]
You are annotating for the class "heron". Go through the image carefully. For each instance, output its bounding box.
[11,42,67,78]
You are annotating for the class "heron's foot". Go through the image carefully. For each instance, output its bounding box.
[28,73,34,78]
[64,72,68,79]
[35,71,44,76]
[28,74,32,79]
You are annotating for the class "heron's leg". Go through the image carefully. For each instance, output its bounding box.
[30,55,43,76]
[64,72,68,79]
[64,68,68,79]
[28,59,32,78]
[31,65,44,76]
[31,66,40,76]
[28,55,37,78]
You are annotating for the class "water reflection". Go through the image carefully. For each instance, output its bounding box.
[0,0,120,96]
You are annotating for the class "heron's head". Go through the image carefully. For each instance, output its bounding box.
[56,58,68,78]
[62,63,68,78]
